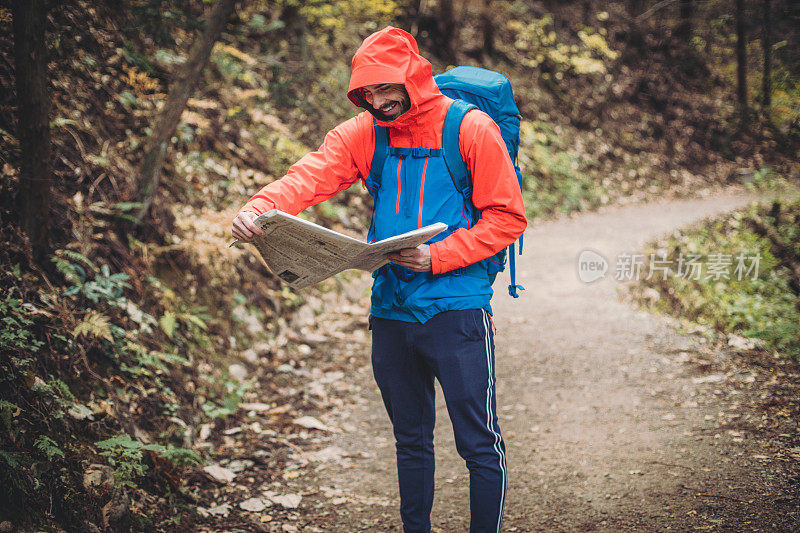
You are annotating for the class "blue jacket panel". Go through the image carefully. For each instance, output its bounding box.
[366,143,493,323]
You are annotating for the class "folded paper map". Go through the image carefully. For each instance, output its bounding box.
[249,210,447,289]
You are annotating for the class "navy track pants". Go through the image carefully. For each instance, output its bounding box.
[370,309,507,533]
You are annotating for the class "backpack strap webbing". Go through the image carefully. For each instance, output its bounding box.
[368,120,389,183]
[508,242,524,298]
[441,99,476,202]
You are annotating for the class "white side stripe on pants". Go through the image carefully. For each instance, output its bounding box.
[482,309,507,533]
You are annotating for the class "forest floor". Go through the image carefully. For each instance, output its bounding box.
[193,188,800,533]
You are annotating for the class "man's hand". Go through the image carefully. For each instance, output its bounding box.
[231,211,265,242]
[384,244,432,272]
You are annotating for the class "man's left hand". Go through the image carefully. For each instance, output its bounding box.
[384,244,432,272]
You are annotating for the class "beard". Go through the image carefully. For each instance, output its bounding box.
[366,97,411,122]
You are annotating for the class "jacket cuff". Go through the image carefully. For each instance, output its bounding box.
[430,241,447,275]
[239,200,276,216]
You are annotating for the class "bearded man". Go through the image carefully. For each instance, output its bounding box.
[232,27,526,533]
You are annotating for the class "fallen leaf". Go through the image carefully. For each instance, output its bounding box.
[300,446,349,464]
[204,503,232,517]
[83,464,114,491]
[268,404,292,414]
[240,402,272,412]
[292,416,332,431]
[69,403,95,420]
[270,493,302,508]
[203,464,236,483]
[240,497,269,512]
[727,334,764,351]
[692,374,725,384]
[276,364,295,374]
[227,459,254,473]
[321,371,345,383]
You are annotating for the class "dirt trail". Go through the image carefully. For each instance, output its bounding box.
[294,191,800,532]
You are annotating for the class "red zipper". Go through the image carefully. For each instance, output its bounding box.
[395,156,403,214]
[418,156,429,228]
[461,205,472,229]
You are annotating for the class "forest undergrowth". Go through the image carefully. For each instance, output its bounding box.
[631,175,800,360]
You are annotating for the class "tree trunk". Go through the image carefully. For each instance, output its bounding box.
[704,12,713,56]
[411,0,427,38]
[12,0,52,261]
[297,12,309,63]
[676,0,693,40]
[136,0,238,222]
[582,0,593,25]
[735,0,748,120]
[762,0,772,109]
[627,0,644,17]
[281,3,309,62]
[481,0,495,57]
[436,0,457,64]
[544,0,561,30]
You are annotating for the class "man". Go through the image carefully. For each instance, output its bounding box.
[232,27,526,533]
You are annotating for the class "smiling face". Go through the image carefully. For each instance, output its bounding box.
[356,83,411,121]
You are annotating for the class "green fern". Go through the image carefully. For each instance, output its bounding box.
[0,449,21,469]
[96,434,148,487]
[0,400,20,433]
[95,434,202,487]
[50,248,97,285]
[156,351,190,366]
[51,255,84,284]
[72,311,114,343]
[178,310,208,331]
[58,249,98,273]
[159,446,202,468]
[34,435,64,461]
[47,377,76,402]
[159,311,177,338]
[0,295,43,354]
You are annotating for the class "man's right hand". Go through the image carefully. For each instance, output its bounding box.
[231,211,265,242]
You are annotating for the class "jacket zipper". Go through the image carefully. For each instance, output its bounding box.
[418,156,429,228]
[461,204,472,229]
[395,156,403,214]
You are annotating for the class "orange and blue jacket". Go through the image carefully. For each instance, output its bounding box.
[239,27,527,322]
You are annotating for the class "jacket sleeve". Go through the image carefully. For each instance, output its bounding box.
[238,114,373,216]
[429,110,527,275]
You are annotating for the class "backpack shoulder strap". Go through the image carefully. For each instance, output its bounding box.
[442,98,525,299]
[442,99,477,200]
[368,120,389,184]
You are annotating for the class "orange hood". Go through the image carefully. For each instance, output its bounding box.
[347,27,443,128]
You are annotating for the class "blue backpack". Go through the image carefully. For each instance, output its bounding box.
[436,66,525,298]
